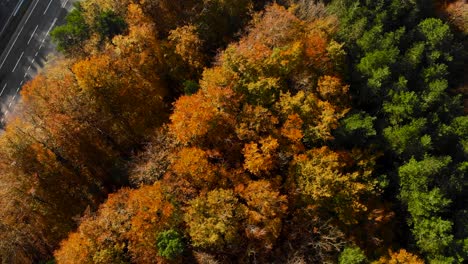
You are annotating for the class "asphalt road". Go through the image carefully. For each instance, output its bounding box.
[0,0,32,47]
[1,0,26,36]
[0,0,75,123]
[0,0,19,28]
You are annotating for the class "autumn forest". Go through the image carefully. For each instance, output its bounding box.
[0,0,467,263]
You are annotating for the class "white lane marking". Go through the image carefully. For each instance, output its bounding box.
[0,83,7,97]
[8,95,16,108]
[27,65,31,72]
[13,0,25,16]
[46,18,58,36]
[27,25,39,44]
[24,0,40,24]
[12,52,24,72]
[39,17,58,50]
[0,0,26,34]
[44,0,54,15]
[62,0,70,8]
[0,0,40,70]
[0,24,25,70]
[16,86,21,93]
[38,17,58,50]
[35,52,38,57]
[24,72,28,78]
[0,13,14,36]
[20,81,23,85]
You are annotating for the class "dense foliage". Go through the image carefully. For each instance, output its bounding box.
[330,0,467,262]
[0,0,466,263]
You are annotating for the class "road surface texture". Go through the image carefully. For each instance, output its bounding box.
[0,0,75,123]
[0,0,32,53]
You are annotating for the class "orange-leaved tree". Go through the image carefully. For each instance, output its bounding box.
[55,183,179,263]
[54,4,384,262]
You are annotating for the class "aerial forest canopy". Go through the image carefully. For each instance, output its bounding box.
[0,0,466,263]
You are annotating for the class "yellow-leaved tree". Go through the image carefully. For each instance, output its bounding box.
[53,4,385,263]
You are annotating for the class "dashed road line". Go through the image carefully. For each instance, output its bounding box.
[46,18,58,36]
[0,12,14,36]
[0,0,25,35]
[39,18,57,50]
[0,25,25,70]
[12,51,24,72]
[0,0,40,70]
[3,110,9,120]
[8,96,16,108]
[27,25,39,44]
[24,0,40,24]
[44,0,54,15]
[0,83,7,97]
[1,0,65,120]
[62,0,70,9]
[13,0,25,16]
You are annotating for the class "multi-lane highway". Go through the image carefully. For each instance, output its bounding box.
[0,0,75,123]
[0,0,32,53]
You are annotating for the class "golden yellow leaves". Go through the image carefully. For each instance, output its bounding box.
[243,136,279,176]
[317,75,349,102]
[125,3,152,28]
[126,183,175,262]
[239,180,287,250]
[276,90,348,142]
[373,249,424,264]
[184,189,245,249]
[168,25,205,71]
[171,147,217,186]
[295,147,345,199]
[71,17,168,138]
[55,189,133,264]
[199,66,238,92]
[246,4,303,49]
[236,104,279,142]
[294,147,375,224]
[55,184,177,263]
[49,3,388,262]
[169,86,239,145]
[281,114,304,143]
[73,56,111,90]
